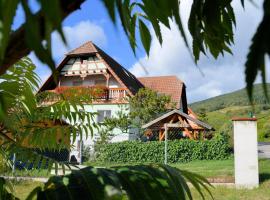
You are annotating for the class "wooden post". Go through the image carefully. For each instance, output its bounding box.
[178,116,193,139]
[159,130,165,141]
[105,73,111,87]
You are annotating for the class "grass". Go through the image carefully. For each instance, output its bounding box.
[171,159,234,178]
[87,159,234,178]
[87,158,270,180]
[8,159,270,199]
[2,169,51,178]
[191,181,270,200]
[13,180,43,200]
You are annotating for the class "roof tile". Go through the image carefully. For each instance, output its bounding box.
[138,76,183,108]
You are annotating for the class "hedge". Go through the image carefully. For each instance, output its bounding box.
[96,135,231,163]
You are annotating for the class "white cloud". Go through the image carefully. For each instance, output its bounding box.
[130,1,266,103]
[52,20,107,61]
[32,20,107,84]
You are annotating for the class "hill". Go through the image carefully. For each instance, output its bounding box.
[190,83,270,113]
[190,83,270,142]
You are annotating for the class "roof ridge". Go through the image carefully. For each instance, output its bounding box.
[138,75,179,78]
[66,41,97,55]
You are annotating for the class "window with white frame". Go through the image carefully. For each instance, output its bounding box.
[97,110,111,123]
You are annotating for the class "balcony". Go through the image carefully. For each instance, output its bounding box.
[41,86,128,104]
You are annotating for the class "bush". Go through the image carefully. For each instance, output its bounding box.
[96,135,231,163]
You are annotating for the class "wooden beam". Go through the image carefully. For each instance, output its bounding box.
[166,124,190,128]
[159,130,165,141]
[178,116,194,139]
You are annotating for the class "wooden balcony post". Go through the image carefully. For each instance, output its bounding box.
[104,73,111,87]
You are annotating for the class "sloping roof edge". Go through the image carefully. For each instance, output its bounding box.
[142,109,214,130]
[38,42,144,94]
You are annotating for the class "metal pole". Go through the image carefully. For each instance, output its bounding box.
[12,153,16,174]
[164,124,168,165]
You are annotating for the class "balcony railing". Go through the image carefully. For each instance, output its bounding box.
[43,86,128,103]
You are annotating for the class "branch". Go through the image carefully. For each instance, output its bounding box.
[0,0,86,75]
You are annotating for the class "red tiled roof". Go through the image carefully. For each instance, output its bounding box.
[67,41,98,55]
[138,76,184,108]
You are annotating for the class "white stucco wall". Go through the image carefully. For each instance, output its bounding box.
[233,119,259,188]
[69,103,138,163]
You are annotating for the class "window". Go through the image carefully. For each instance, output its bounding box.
[97,110,111,123]
[73,80,83,86]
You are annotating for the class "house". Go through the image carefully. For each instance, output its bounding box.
[39,41,189,162]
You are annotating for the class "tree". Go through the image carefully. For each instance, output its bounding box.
[129,88,176,134]
[197,108,208,123]
[3,0,267,199]
[101,105,132,134]
[96,89,174,138]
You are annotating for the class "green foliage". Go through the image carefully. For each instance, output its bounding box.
[0,0,268,103]
[81,145,92,163]
[0,0,67,73]
[197,108,208,123]
[28,165,212,200]
[101,0,189,55]
[97,135,231,164]
[190,83,270,113]
[245,0,270,100]
[101,0,270,101]
[101,106,132,134]
[188,0,234,61]
[0,59,212,200]
[99,89,174,139]
[190,84,270,142]
[0,177,17,200]
[129,88,175,133]
[0,58,97,171]
[0,0,19,62]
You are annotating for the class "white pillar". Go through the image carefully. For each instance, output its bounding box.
[164,124,168,165]
[233,118,259,188]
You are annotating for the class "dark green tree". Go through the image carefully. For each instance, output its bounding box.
[129,88,176,133]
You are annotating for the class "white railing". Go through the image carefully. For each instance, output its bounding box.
[108,88,127,99]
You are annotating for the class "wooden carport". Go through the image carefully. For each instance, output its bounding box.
[142,109,214,164]
[142,109,214,140]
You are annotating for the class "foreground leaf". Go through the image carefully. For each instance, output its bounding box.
[30,165,211,200]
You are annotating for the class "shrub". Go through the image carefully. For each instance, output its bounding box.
[96,134,231,163]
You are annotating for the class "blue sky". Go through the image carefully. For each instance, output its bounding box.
[13,0,144,72]
[12,0,267,103]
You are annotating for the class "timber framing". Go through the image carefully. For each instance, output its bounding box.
[142,109,214,140]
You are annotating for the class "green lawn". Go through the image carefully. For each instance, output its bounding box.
[13,181,43,200]
[192,180,270,200]
[2,169,51,178]
[87,158,270,180]
[171,159,234,178]
[10,159,270,199]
